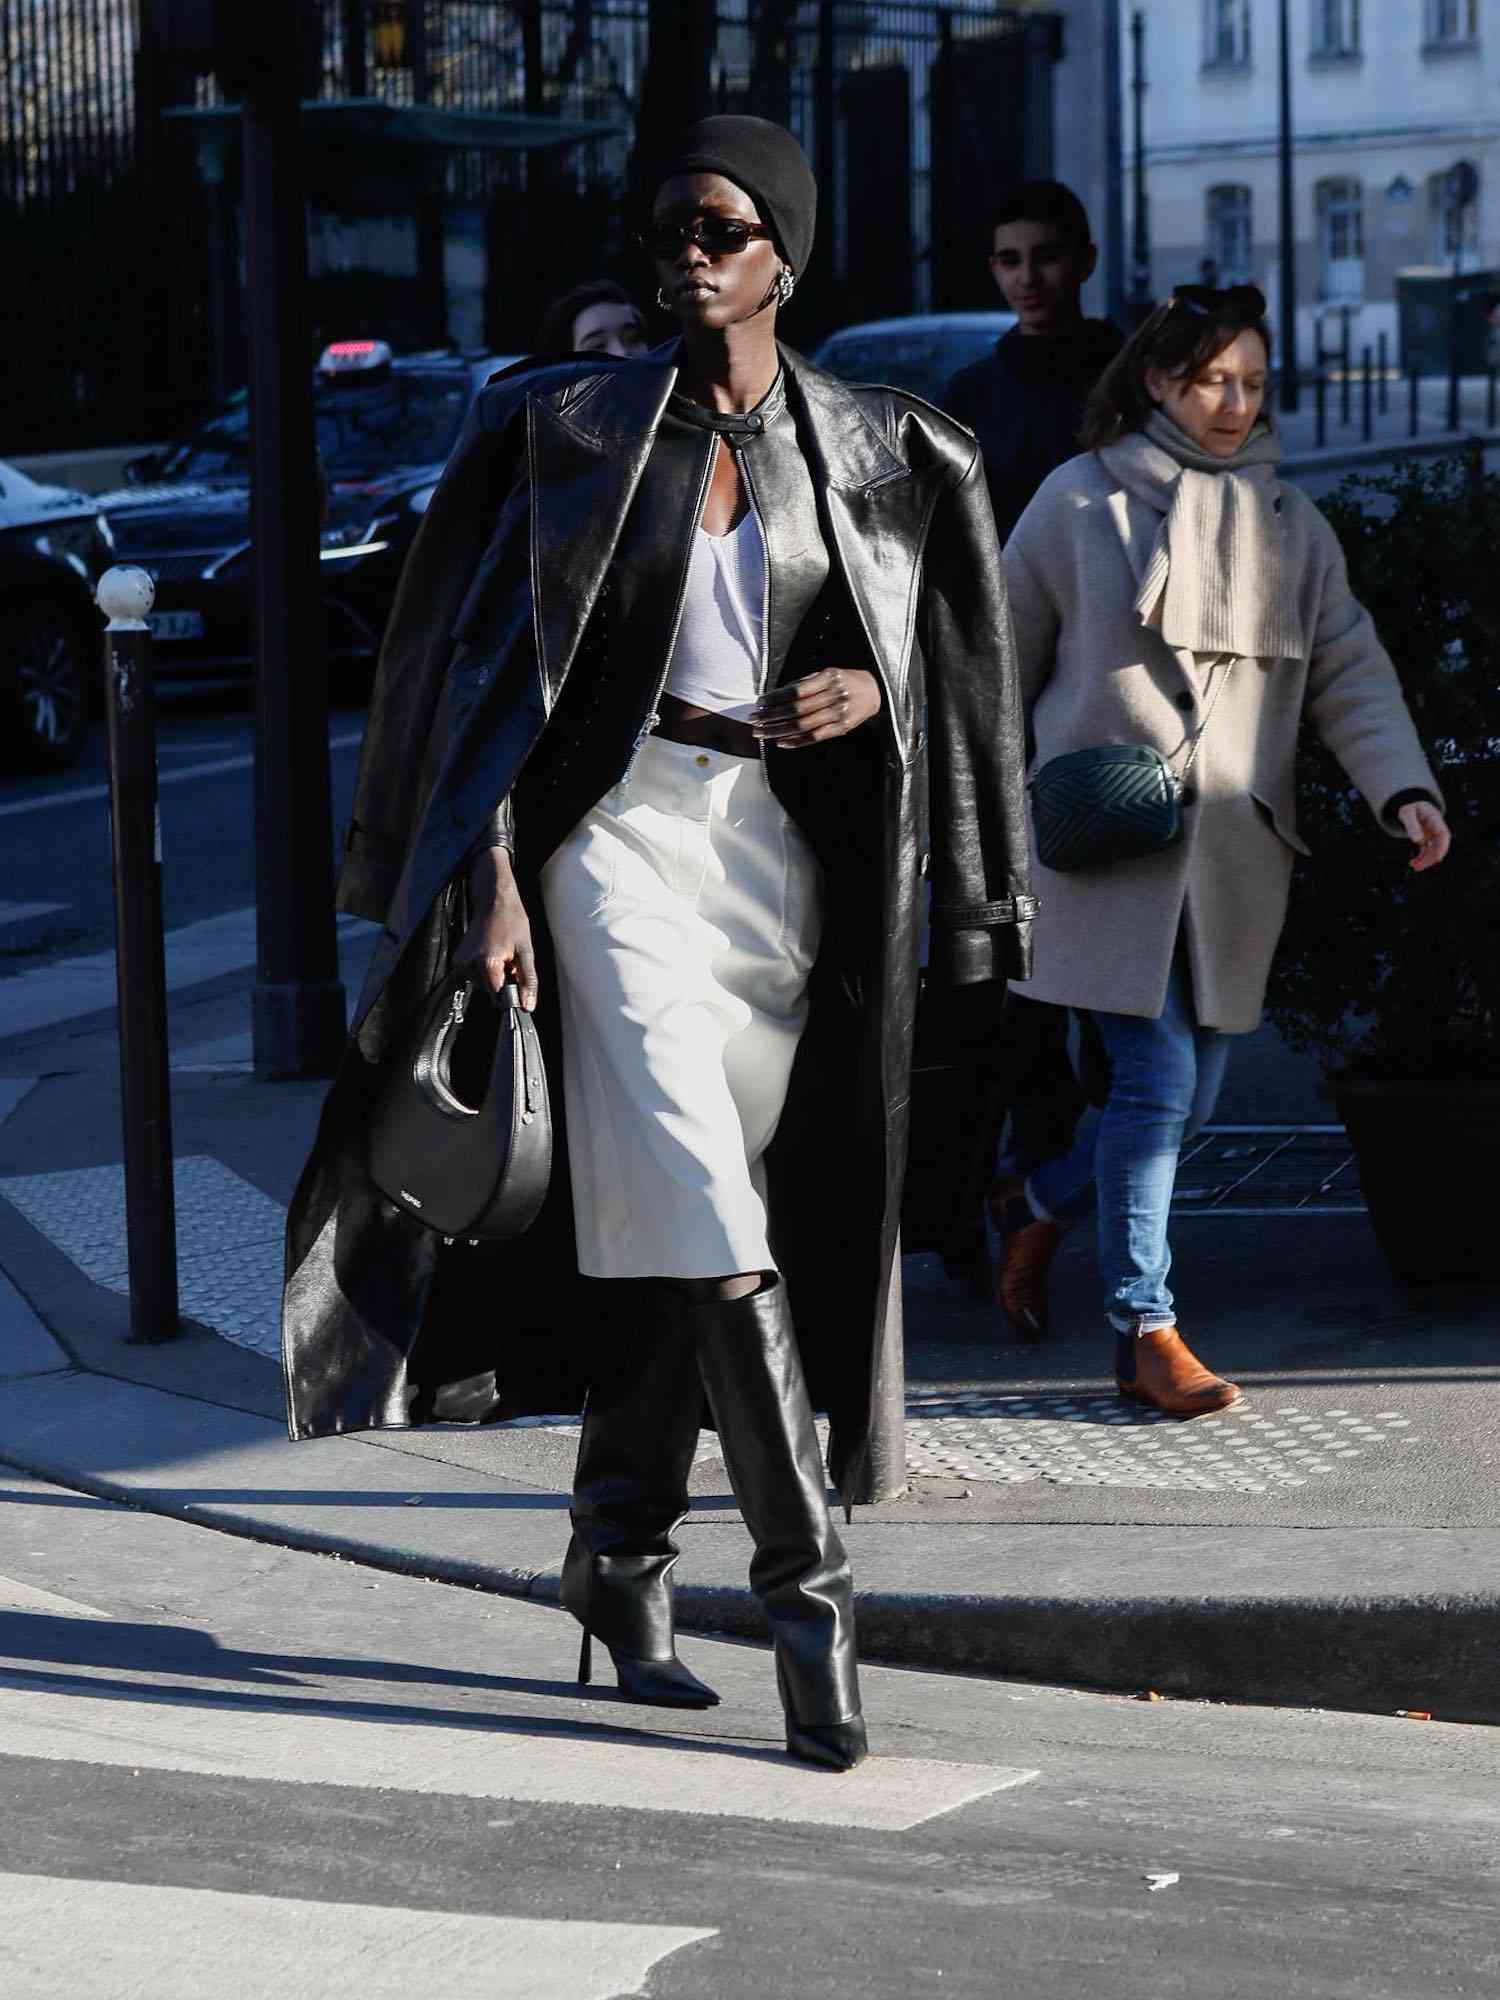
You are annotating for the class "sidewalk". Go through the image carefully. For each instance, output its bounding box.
[0,921,1496,1726]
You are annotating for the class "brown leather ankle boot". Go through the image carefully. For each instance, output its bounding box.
[1117,1326,1243,1417]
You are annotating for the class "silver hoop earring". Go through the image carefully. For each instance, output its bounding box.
[655,286,672,310]
[775,270,796,305]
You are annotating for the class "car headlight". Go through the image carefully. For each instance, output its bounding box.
[320,518,380,550]
[318,512,398,561]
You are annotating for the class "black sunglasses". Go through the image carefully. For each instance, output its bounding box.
[638,215,775,260]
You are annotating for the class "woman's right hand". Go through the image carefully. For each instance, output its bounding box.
[459,848,539,1010]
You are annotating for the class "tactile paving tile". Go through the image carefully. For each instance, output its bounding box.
[899,1392,1415,1492]
[0,1156,286,1360]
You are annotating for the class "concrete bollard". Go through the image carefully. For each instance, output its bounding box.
[97,565,180,1346]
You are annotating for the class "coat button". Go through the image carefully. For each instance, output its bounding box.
[696,753,710,767]
[1175,691,1194,712]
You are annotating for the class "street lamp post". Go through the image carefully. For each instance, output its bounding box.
[241,18,346,1079]
[1127,9,1151,323]
[1277,0,1299,414]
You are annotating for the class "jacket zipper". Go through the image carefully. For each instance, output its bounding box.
[622,434,720,783]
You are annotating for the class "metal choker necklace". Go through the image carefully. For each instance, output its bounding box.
[667,370,787,439]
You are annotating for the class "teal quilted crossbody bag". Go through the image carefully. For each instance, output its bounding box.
[1028,663,1234,873]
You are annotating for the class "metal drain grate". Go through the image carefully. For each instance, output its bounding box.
[1171,1126,1363,1216]
[901,1392,1412,1491]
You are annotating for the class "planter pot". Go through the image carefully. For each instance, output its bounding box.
[1334,1077,1500,1282]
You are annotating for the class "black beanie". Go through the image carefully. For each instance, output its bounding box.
[653,115,818,276]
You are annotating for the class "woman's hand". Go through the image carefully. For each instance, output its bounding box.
[752,668,882,750]
[1398,800,1451,874]
[459,848,539,1009]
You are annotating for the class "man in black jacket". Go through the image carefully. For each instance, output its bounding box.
[943,180,1123,545]
[940,181,1121,1336]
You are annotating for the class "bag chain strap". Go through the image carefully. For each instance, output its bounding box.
[1174,658,1235,789]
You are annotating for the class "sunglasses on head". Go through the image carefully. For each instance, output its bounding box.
[1167,282,1267,319]
[638,215,775,259]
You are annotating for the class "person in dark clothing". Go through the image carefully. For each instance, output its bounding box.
[943,180,1124,545]
[940,181,1122,1333]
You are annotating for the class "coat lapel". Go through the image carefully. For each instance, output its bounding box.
[527,361,678,709]
[784,353,925,720]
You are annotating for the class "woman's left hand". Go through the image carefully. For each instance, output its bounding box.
[1398,800,1452,872]
[752,668,882,749]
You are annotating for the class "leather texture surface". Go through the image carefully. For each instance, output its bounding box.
[281,343,1033,1506]
[367,967,551,1241]
[1029,742,1184,873]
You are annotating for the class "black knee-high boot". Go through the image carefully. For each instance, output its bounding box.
[561,1283,719,1709]
[685,1277,867,1771]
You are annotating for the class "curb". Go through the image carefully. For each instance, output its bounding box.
[3,1437,1496,1728]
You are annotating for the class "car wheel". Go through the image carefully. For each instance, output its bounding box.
[1,598,93,773]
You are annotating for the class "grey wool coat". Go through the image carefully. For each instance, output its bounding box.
[1004,442,1441,1033]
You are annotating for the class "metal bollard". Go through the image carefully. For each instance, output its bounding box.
[1315,363,1327,448]
[1377,331,1389,415]
[1340,307,1352,427]
[1488,367,1496,433]
[1409,367,1419,439]
[1361,344,1373,442]
[98,567,180,1346]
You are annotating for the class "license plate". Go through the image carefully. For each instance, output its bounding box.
[146,610,204,642]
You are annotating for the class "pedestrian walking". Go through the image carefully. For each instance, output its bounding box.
[535,279,649,359]
[997,283,1449,1412]
[937,180,1123,1310]
[280,116,1034,1769]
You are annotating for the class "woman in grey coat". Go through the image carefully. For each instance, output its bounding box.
[997,284,1449,1413]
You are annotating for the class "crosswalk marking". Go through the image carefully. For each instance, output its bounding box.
[0,905,378,1041]
[0,1675,1038,1832]
[0,1874,716,2000]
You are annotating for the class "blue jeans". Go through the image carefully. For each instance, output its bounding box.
[1026,947,1232,1335]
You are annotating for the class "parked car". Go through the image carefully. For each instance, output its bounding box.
[98,341,521,693]
[0,460,114,772]
[811,312,1017,405]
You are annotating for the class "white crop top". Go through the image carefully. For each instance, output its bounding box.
[662,509,766,720]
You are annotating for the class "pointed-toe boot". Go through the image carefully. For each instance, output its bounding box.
[683,1278,865,1769]
[562,1283,720,1709]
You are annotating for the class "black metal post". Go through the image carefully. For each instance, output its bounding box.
[242,27,346,1080]
[342,0,367,96]
[1361,343,1372,441]
[1409,364,1419,438]
[1339,306,1351,427]
[99,567,179,1346]
[1448,269,1461,433]
[1315,357,1326,448]
[1488,365,1496,432]
[1128,10,1151,320]
[1377,329,1388,414]
[1276,0,1298,412]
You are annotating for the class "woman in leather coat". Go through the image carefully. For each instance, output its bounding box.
[281,118,1034,1771]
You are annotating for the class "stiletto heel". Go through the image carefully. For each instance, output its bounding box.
[577,1625,593,1687]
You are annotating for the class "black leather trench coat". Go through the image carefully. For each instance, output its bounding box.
[280,344,1034,1506]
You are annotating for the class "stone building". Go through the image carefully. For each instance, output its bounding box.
[1128,0,1496,363]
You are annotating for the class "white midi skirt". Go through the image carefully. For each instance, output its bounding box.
[539,734,823,1279]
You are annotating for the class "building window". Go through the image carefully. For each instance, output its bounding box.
[1425,0,1478,46]
[1312,0,1360,57]
[1207,185,1253,284]
[1204,0,1251,69]
[1428,166,1481,269]
[1317,178,1364,301]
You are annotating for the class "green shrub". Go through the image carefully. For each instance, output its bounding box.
[1266,453,1500,1079]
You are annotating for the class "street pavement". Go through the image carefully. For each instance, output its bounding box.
[3,1464,1498,1999]
[0,700,1496,1737]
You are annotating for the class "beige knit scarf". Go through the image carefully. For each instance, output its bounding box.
[1098,410,1304,661]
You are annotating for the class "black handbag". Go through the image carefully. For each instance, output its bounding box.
[1028,662,1234,873]
[368,970,552,1242]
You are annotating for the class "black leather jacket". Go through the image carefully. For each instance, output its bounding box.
[283,344,1033,1505]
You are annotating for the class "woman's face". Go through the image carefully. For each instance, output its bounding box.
[571,299,648,358]
[648,172,783,331]
[1148,329,1268,457]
